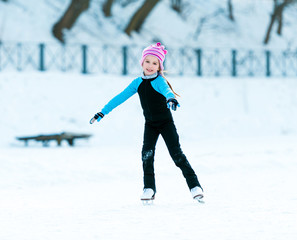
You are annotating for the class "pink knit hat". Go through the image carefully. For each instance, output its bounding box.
[140,42,167,71]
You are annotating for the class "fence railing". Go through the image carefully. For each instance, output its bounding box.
[0,42,296,77]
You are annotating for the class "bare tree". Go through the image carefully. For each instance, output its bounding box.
[264,0,296,45]
[227,0,234,21]
[125,0,160,36]
[52,0,90,43]
[171,0,182,13]
[102,0,115,17]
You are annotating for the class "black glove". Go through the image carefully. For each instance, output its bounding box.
[166,98,180,111]
[90,112,104,124]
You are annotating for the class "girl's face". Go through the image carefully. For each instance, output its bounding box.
[142,55,160,76]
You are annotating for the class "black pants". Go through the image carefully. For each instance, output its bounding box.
[141,120,202,193]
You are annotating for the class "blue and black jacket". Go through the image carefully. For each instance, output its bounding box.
[100,72,175,123]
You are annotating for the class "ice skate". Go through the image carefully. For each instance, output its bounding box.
[140,188,155,205]
[191,186,204,203]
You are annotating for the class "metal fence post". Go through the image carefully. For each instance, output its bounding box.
[39,43,45,71]
[196,49,202,76]
[232,49,237,77]
[17,43,22,71]
[0,42,2,71]
[82,45,88,74]
[122,46,128,75]
[266,50,271,77]
[179,48,184,76]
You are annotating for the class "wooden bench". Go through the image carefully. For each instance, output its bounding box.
[16,132,92,147]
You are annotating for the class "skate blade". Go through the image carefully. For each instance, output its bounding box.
[194,195,205,204]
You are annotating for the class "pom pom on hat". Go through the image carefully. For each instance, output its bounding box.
[140,42,167,71]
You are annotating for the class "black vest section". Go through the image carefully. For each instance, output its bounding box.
[137,77,173,123]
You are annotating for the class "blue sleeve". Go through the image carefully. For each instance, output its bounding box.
[101,77,142,115]
[151,76,175,100]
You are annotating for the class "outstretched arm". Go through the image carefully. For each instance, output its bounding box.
[90,78,142,124]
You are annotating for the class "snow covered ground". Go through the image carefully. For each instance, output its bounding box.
[1,0,297,48]
[1,72,297,239]
[0,137,296,240]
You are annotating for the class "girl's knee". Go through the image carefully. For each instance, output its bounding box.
[142,149,154,162]
[172,151,187,165]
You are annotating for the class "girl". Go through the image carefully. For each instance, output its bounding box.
[90,42,204,202]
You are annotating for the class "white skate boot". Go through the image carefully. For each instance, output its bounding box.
[191,186,204,203]
[140,188,155,205]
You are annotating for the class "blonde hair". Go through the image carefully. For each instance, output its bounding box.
[159,70,180,97]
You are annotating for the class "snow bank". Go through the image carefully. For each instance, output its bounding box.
[1,72,297,147]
